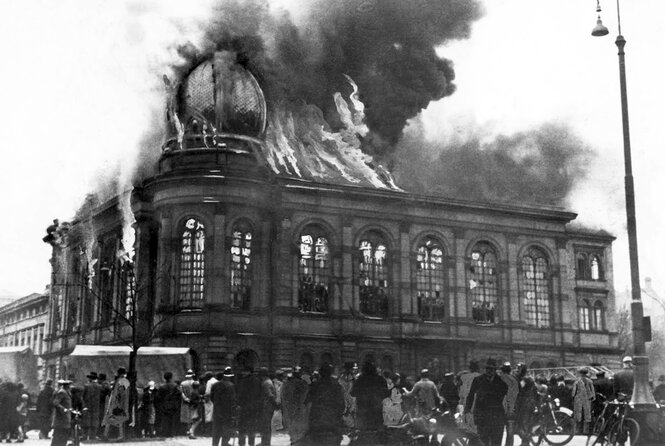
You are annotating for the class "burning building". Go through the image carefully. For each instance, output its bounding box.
[40,47,621,381]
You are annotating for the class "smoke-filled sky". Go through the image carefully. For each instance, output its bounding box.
[1,0,664,306]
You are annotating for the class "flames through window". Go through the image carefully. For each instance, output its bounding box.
[298,228,330,313]
[178,218,205,308]
[230,222,252,310]
[357,232,389,318]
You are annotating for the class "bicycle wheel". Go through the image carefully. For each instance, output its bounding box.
[608,417,640,446]
[541,411,575,446]
[587,416,609,446]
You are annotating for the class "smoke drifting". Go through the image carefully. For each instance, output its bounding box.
[393,122,594,206]
[170,0,484,158]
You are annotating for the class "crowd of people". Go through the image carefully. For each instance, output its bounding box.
[3,354,665,446]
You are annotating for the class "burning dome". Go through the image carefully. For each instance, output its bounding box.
[163,51,267,151]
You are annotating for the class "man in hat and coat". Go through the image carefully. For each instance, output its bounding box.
[180,369,197,439]
[51,380,72,446]
[281,367,309,446]
[82,372,102,440]
[236,367,262,446]
[464,358,507,446]
[338,362,357,430]
[257,367,277,446]
[572,367,595,434]
[404,368,442,416]
[156,371,180,438]
[306,363,345,446]
[211,368,237,446]
[499,362,519,446]
[37,379,55,439]
[613,356,634,399]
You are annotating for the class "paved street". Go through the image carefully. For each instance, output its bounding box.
[15,430,595,446]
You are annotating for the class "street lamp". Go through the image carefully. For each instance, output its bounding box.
[591,0,657,411]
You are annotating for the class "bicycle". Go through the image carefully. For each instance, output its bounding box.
[529,394,575,446]
[586,393,639,446]
[67,408,88,446]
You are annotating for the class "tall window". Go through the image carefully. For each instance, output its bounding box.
[590,255,601,280]
[576,253,589,279]
[298,227,330,313]
[230,222,252,310]
[416,237,445,321]
[358,231,389,318]
[594,300,605,330]
[99,240,117,324]
[579,300,591,330]
[178,218,205,308]
[469,242,499,324]
[522,247,550,328]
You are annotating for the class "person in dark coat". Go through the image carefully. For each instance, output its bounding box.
[97,373,111,434]
[549,374,573,411]
[82,372,102,440]
[258,368,277,446]
[350,361,390,433]
[514,364,538,446]
[306,364,345,446]
[141,381,157,438]
[51,380,72,446]
[37,380,55,439]
[236,368,263,446]
[613,356,634,400]
[3,382,21,443]
[439,372,460,412]
[211,368,237,446]
[156,371,181,438]
[465,358,508,446]
[0,382,13,442]
[592,371,613,417]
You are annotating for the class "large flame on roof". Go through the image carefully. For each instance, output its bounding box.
[263,76,400,190]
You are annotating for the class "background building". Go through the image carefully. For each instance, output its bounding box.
[0,291,49,381]
[41,53,621,382]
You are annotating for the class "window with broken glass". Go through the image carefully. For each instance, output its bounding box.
[230,222,252,310]
[98,240,117,325]
[522,247,551,328]
[178,218,205,309]
[357,232,389,318]
[298,229,330,313]
[119,261,135,320]
[468,242,499,324]
[416,238,445,321]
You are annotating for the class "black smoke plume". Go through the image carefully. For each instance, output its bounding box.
[171,0,484,158]
[393,122,594,206]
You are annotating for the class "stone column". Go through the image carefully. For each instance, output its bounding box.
[210,206,226,306]
[398,222,412,317]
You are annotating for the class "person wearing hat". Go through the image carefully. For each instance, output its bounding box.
[653,375,665,402]
[102,367,130,441]
[211,368,237,446]
[50,380,72,446]
[82,372,102,440]
[37,379,55,439]
[592,370,612,418]
[258,367,278,446]
[439,372,460,413]
[180,369,198,439]
[571,367,595,434]
[338,362,357,430]
[350,361,390,435]
[156,371,180,437]
[458,360,481,433]
[404,368,442,416]
[97,373,111,434]
[499,362,519,446]
[464,358,508,446]
[305,363,345,446]
[271,369,285,433]
[281,366,309,446]
[549,374,572,411]
[613,356,634,400]
[236,367,263,446]
[140,380,157,438]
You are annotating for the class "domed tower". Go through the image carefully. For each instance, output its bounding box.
[160,51,268,178]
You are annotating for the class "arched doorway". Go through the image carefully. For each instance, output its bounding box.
[234,349,259,372]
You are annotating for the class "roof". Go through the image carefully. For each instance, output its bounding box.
[0,346,33,354]
[70,345,190,356]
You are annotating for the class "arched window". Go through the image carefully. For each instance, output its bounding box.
[522,246,550,328]
[298,227,330,312]
[357,231,389,318]
[299,352,314,373]
[230,221,253,310]
[590,255,602,280]
[469,242,499,324]
[594,300,605,330]
[416,237,445,321]
[579,299,591,331]
[178,218,205,308]
[576,253,589,279]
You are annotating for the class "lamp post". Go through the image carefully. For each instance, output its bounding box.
[591,0,658,411]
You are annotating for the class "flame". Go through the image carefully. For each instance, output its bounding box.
[118,189,136,264]
[263,76,400,190]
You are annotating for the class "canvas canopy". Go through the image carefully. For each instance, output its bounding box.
[0,346,39,394]
[63,345,193,387]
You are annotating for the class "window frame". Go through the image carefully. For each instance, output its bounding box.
[468,241,500,325]
[229,220,254,311]
[177,217,206,309]
[356,230,390,318]
[415,236,446,322]
[521,246,551,329]
[297,225,331,313]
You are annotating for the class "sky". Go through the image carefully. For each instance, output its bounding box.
[0,0,664,305]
